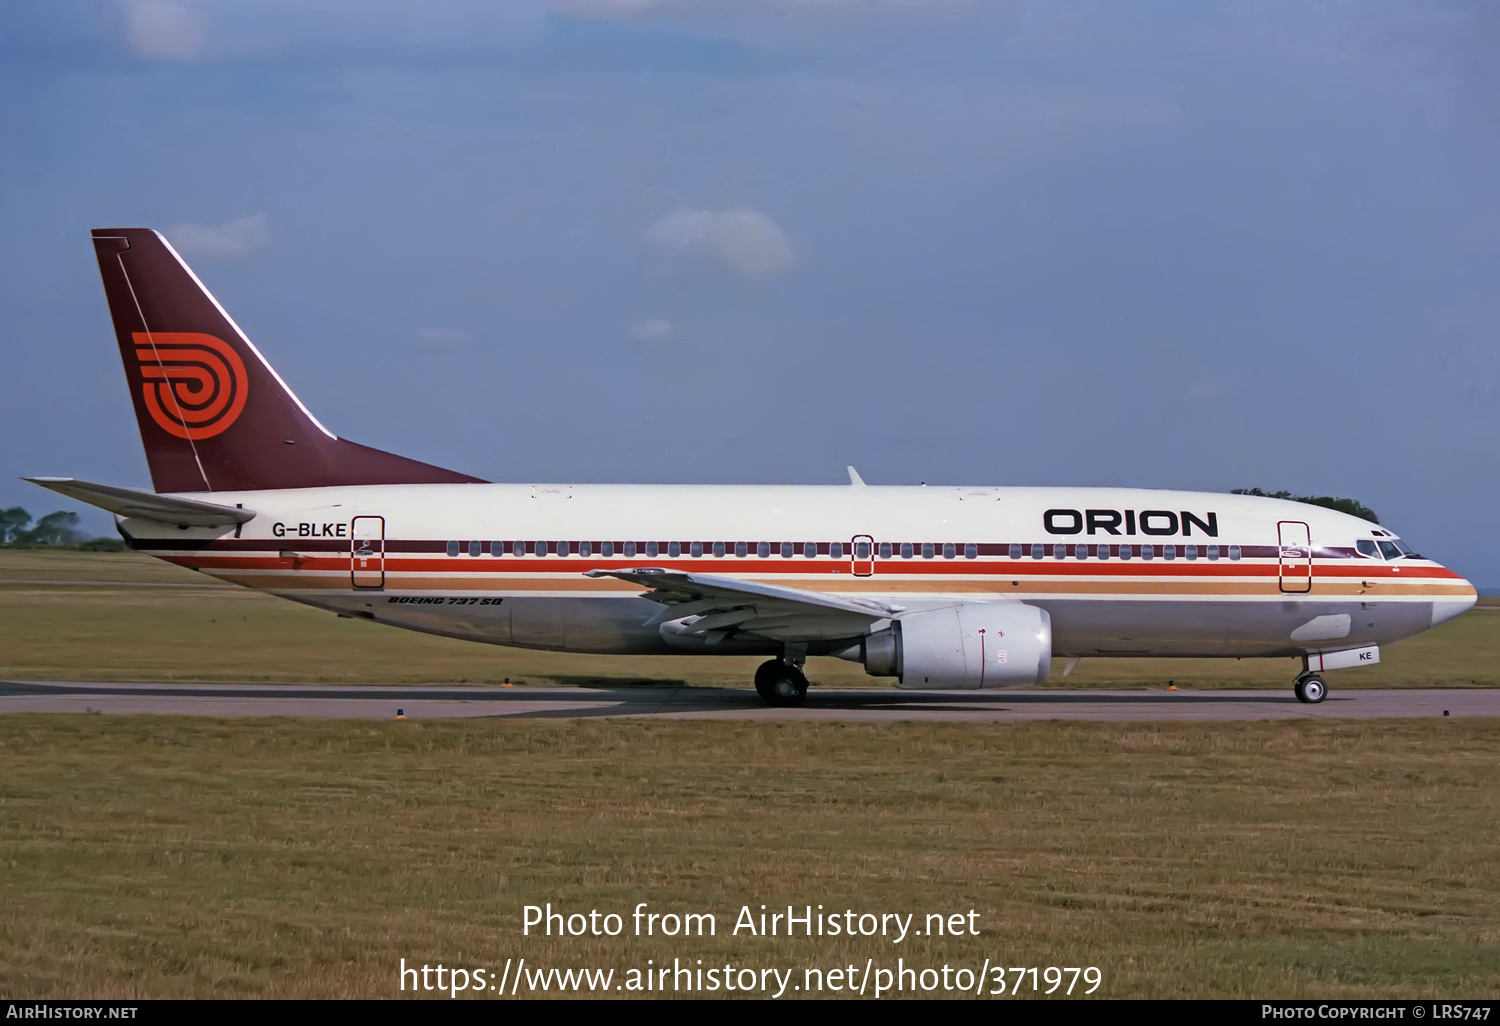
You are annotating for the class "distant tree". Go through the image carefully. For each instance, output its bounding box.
[0,506,30,545]
[1232,488,1379,524]
[17,511,86,547]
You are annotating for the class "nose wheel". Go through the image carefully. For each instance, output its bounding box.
[1294,673,1327,704]
[754,659,809,707]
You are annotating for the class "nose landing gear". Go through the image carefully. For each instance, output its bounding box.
[1294,673,1327,704]
[754,659,809,707]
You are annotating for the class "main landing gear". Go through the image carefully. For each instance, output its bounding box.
[1293,673,1328,705]
[754,658,809,707]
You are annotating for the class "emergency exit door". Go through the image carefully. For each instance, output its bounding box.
[1278,521,1312,594]
[352,516,385,589]
[851,535,875,577]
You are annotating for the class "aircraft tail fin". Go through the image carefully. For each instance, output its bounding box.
[90,228,483,493]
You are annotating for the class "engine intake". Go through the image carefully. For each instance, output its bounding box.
[856,603,1052,689]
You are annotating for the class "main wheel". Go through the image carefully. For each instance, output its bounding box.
[754,660,780,702]
[1294,674,1327,704]
[753,661,808,707]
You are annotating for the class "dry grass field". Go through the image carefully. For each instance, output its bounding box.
[2,550,1497,689]
[4,551,1498,999]
[1,717,1496,999]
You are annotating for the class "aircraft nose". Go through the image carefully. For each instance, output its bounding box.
[1431,576,1478,628]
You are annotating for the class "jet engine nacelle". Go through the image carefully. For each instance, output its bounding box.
[860,603,1052,689]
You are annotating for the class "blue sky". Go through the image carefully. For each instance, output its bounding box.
[2,1,1498,581]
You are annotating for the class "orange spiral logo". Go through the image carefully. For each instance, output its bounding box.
[132,332,249,440]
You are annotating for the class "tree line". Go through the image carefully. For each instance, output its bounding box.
[1230,489,1379,524]
[0,508,125,550]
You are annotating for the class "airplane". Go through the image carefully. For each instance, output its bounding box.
[27,228,1477,707]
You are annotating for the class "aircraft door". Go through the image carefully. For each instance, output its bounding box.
[351,516,385,589]
[1278,521,1312,594]
[852,535,875,577]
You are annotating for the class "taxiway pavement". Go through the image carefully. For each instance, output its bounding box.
[2,681,1496,722]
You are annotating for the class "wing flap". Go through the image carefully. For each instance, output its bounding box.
[584,567,897,643]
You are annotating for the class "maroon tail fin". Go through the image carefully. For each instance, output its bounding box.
[91,228,484,493]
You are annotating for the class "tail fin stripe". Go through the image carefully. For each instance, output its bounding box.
[112,250,211,490]
[154,233,336,440]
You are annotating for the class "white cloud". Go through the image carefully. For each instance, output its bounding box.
[629,318,674,343]
[415,328,472,348]
[165,214,270,261]
[122,0,207,61]
[644,207,794,278]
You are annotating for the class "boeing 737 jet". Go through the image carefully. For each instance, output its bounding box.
[27,229,1477,705]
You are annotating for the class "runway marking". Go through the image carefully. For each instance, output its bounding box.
[3,682,1497,723]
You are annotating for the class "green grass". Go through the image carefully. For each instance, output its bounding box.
[1,717,1496,998]
[2,551,1496,688]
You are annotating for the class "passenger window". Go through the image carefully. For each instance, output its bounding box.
[446,540,459,557]
[1164,544,1176,560]
[735,541,747,558]
[1142,544,1154,560]
[1207,545,1219,561]
[1120,544,1133,560]
[1031,543,1043,560]
[804,541,817,559]
[580,541,592,557]
[922,542,935,559]
[534,541,547,557]
[781,541,794,558]
[490,541,503,557]
[602,541,614,557]
[830,542,843,559]
[690,541,703,558]
[668,541,681,558]
[1053,544,1066,559]
[713,541,725,557]
[942,542,956,559]
[646,541,659,558]
[468,540,481,557]
[758,542,771,558]
[1229,545,1241,561]
[1355,539,1378,558]
[854,542,870,559]
[965,543,978,559]
[1184,544,1197,560]
[901,543,914,559]
[513,540,525,557]
[624,541,637,558]
[1076,544,1088,560]
[879,542,892,559]
[1097,544,1109,560]
[1009,543,1022,560]
[557,541,569,557]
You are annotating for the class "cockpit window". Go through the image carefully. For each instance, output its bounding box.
[1356,539,1378,558]
[1377,541,1401,560]
[1379,538,1419,559]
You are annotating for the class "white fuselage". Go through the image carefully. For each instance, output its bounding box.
[118,482,1476,673]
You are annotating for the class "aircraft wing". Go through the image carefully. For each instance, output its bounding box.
[24,477,256,528]
[583,567,900,643]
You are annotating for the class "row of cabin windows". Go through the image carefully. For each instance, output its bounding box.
[1008,542,1239,561]
[444,539,1242,561]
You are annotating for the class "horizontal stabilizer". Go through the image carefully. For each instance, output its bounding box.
[24,477,255,527]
